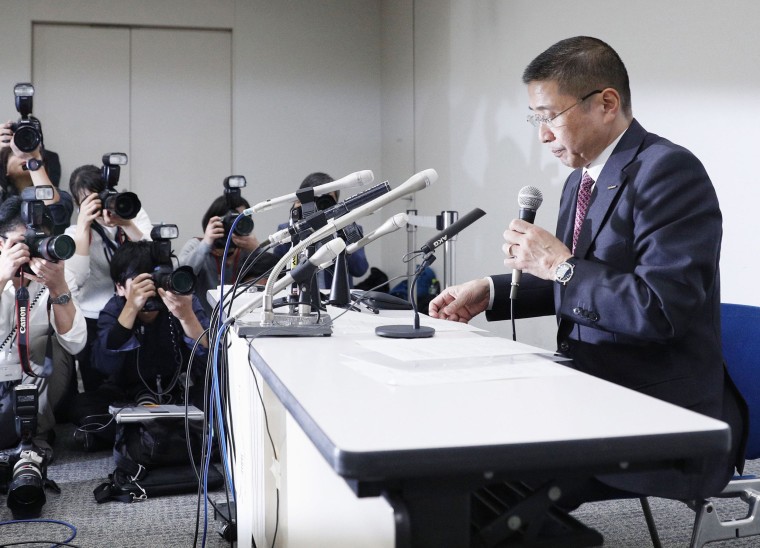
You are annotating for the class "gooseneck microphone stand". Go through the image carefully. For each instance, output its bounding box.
[375,254,436,339]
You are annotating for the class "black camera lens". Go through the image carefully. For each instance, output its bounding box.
[7,453,46,519]
[12,123,41,153]
[216,211,254,249]
[152,265,196,295]
[30,234,75,261]
[233,215,254,237]
[221,211,254,237]
[101,190,141,220]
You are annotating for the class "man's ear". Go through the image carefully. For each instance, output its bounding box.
[115,282,126,297]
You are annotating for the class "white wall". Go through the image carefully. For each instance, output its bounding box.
[395,0,760,347]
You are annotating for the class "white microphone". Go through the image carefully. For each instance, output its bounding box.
[227,238,346,321]
[312,169,436,240]
[346,213,408,254]
[510,185,543,300]
[243,169,374,215]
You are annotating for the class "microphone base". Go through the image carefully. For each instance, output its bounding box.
[375,325,435,339]
[234,312,333,338]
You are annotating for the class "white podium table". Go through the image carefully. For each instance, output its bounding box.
[222,301,730,548]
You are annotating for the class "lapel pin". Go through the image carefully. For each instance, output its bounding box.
[607,185,618,190]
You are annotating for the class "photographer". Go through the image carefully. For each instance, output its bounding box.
[178,194,269,315]
[64,164,153,392]
[70,241,209,448]
[0,196,86,458]
[1,118,62,187]
[0,134,72,235]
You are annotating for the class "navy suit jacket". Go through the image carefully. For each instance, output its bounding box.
[489,119,746,500]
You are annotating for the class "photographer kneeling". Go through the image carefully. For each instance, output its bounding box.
[0,196,86,460]
[70,241,209,449]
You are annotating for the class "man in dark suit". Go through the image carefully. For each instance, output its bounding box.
[429,36,746,504]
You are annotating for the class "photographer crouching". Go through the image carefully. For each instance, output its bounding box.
[0,193,86,517]
[70,240,210,450]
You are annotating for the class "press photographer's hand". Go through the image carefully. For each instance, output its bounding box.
[158,288,207,347]
[202,216,225,247]
[76,193,102,230]
[28,258,67,294]
[123,273,156,311]
[0,235,29,284]
[231,231,259,252]
[102,208,132,228]
[157,288,194,320]
[0,120,13,148]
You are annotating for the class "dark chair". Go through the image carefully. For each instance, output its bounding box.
[641,303,760,547]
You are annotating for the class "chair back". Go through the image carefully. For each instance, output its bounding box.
[721,303,760,459]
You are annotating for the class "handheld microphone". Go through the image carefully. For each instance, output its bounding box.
[419,208,486,254]
[227,239,346,321]
[244,169,374,215]
[510,186,543,300]
[345,213,407,254]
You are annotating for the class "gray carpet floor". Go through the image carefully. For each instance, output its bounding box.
[1,422,759,547]
[0,423,230,548]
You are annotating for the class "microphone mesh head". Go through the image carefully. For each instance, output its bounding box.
[518,185,543,210]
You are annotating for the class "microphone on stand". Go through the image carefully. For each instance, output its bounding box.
[225,239,346,321]
[345,213,407,254]
[244,169,374,215]
[509,186,543,300]
[227,169,438,325]
[376,207,486,339]
[262,182,391,247]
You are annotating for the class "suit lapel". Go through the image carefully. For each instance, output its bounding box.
[556,175,579,248]
[572,119,647,258]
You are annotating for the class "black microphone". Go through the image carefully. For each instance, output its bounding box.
[263,182,391,246]
[376,207,486,340]
[510,186,543,300]
[419,207,486,254]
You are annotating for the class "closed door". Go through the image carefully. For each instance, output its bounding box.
[32,23,232,249]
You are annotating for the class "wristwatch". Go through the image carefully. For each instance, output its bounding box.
[24,158,43,171]
[48,291,72,306]
[554,259,576,285]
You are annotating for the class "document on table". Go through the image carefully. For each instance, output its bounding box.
[346,334,574,386]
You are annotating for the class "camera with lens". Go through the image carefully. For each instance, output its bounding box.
[10,83,42,153]
[142,224,197,311]
[215,175,254,249]
[19,186,75,274]
[0,384,53,519]
[98,153,142,220]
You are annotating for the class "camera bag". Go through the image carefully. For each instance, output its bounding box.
[94,463,223,503]
[114,417,203,470]
[93,417,222,503]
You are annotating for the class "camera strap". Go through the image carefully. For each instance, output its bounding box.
[91,221,124,264]
[14,276,53,379]
[15,283,36,378]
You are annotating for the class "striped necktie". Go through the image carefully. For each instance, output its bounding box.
[572,172,594,254]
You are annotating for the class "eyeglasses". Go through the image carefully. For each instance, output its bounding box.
[526,89,602,129]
